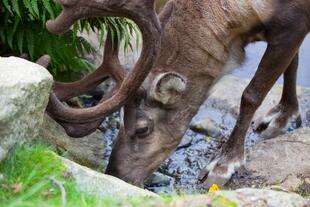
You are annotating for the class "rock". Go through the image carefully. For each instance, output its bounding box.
[61,157,157,198]
[280,175,304,192]
[306,110,310,125]
[145,172,174,187]
[206,76,309,120]
[145,172,175,193]
[190,118,222,138]
[298,178,310,196]
[0,57,53,161]
[217,188,307,207]
[177,135,192,149]
[39,114,106,170]
[164,189,307,207]
[228,128,310,193]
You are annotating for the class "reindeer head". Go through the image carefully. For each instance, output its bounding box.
[46,0,210,185]
[105,71,191,184]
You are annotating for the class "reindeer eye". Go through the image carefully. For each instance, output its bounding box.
[135,119,153,137]
[135,127,149,135]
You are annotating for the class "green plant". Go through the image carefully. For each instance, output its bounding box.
[0,144,164,207]
[0,0,139,81]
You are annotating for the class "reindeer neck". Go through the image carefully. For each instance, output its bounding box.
[149,0,273,137]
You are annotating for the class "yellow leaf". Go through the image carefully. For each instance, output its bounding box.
[209,184,219,193]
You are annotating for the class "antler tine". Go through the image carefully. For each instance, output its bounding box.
[46,0,161,136]
[36,55,51,68]
[52,30,125,101]
[101,29,127,85]
[53,64,109,101]
[55,118,104,138]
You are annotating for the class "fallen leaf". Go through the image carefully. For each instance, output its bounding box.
[41,188,56,199]
[11,183,23,194]
[209,184,219,193]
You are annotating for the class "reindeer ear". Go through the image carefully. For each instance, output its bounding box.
[159,0,175,28]
[150,72,187,106]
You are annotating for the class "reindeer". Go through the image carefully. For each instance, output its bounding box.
[45,0,310,188]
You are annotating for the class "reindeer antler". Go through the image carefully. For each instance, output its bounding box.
[46,0,161,137]
[52,31,125,102]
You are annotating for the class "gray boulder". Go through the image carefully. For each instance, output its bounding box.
[61,156,157,198]
[0,57,52,161]
[229,128,310,194]
[39,114,106,169]
[164,189,307,207]
[217,188,308,207]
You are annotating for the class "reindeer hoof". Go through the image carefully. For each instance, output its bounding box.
[253,104,301,139]
[199,152,244,189]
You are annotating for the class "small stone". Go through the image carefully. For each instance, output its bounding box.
[280,175,303,192]
[145,172,175,194]
[190,118,222,138]
[145,172,174,187]
[177,136,192,149]
[306,110,310,124]
[186,156,196,165]
[298,178,310,196]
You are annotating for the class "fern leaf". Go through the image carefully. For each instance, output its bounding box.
[6,27,14,49]
[12,0,22,18]
[0,29,6,43]
[42,0,55,18]
[17,28,24,54]
[26,29,35,59]
[12,16,20,35]
[2,0,12,14]
[23,0,36,19]
[30,0,40,18]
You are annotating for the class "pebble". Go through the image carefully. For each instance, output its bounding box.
[306,110,310,124]
[177,136,193,149]
[145,172,174,187]
[144,172,175,194]
[190,118,222,138]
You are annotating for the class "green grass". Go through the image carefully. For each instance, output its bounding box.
[0,144,151,207]
[0,144,238,207]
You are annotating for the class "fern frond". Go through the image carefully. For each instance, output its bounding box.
[0,0,141,81]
